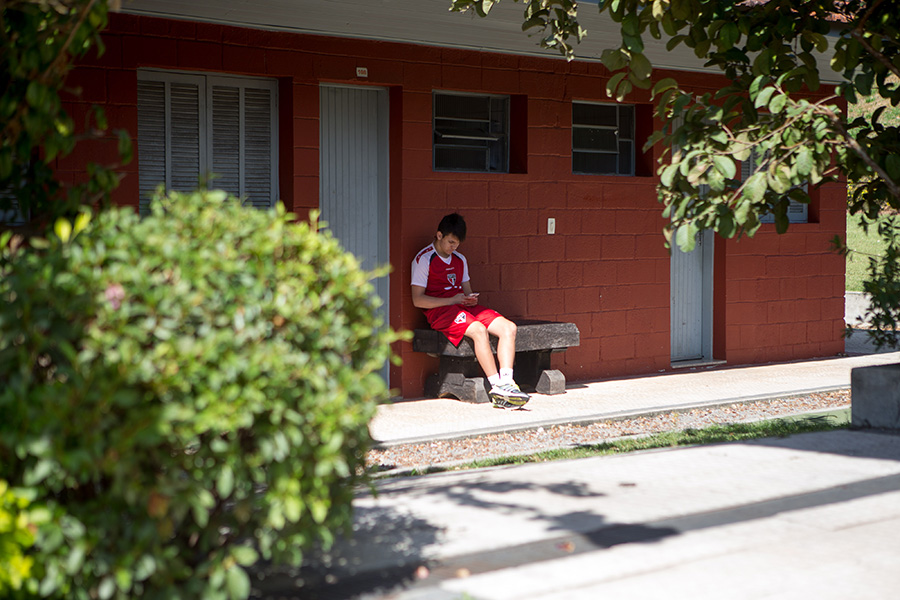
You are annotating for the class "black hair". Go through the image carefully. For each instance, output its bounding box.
[437,213,466,242]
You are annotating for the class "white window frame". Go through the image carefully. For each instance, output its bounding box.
[572,101,635,176]
[137,69,279,214]
[433,91,509,173]
[741,147,808,224]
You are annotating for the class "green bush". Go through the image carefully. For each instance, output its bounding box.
[0,481,39,597]
[0,189,400,599]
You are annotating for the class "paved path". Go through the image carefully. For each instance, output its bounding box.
[256,349,900,599]
[371,351,900,446]
[351,429,900,600]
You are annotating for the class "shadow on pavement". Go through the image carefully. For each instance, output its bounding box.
[249,505,440,599]
[249,476,613,598]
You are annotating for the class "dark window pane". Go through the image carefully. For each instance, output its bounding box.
[573,151,618,175]
[618,140,633,175]
[573,102,618,127]
[434,92,509,172]
[435,94,490,121]
[573,127,618,152]
[618,106,635,141]
[489,137,508,172]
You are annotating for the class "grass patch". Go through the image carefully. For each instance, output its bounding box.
[397,409,849,477]
[845,83,899,292]
[846,212,889,292]
[852,85,900,127]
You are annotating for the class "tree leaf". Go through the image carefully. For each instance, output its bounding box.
[217,464,235,498]
[601,48,628,71]
[675,222,698,252]
[652,0,666,20]
[652,77,679,98]
[796,146,813,177]
[55,218,72,243]
[712,155,736,179]
[743,172,767,202]
[768,93,787,114]
[719,22,739,48]
[606,71,627,98]
[225,566,250,600]
[231,546,259,567]
[630,52,653,80]
[661,162,680,187]
[623,34,644,53]
[754,87,776,109]
[886,154,900,181]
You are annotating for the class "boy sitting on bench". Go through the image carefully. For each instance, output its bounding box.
[411,213,530,408]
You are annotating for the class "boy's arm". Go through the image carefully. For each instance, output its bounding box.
[411,285,472,309]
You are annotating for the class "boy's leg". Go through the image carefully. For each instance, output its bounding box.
[463,320,498,379]
[455,307,528,407]
[487,316,517,372]
[483,317,529,407]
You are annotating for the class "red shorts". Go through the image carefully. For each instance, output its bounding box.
[425,304,502,347]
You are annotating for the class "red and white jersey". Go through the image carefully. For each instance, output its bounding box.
[411,243,469,298]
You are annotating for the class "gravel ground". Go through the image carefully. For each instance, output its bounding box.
[367,390,851,474]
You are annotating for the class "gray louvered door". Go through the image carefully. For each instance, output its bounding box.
[319,85,390,378]
[670,228,714,363]
[670,115,714,364]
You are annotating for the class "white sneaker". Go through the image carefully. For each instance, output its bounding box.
[489,382,530,408]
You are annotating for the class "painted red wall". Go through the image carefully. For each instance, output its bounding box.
[66,13,846,398]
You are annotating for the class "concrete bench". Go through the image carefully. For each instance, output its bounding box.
[412,319,580,403]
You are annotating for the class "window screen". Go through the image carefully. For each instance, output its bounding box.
[433,92,509,172]
[572,102,635,176]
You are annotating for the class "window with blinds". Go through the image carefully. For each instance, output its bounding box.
[740,148,808,224]
[572,102,635,176]
[433,91,509,172]
[137,71,278,214]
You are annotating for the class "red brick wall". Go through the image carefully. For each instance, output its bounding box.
[67,13,847,398]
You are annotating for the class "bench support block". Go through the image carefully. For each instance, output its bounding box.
[426,373,490,404]
[536,369,566,395]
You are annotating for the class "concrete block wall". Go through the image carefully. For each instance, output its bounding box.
[65,13,847,398]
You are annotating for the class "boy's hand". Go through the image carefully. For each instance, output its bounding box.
[461,292,479,306]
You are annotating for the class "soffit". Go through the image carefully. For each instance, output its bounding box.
[120,0,840,82]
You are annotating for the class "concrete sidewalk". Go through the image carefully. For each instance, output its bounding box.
[371,350,900,446]
[340,429,900,600]
[254,349,900,599]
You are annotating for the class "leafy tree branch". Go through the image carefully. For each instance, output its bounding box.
[451,0,900,346]
[1,0,128,231]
